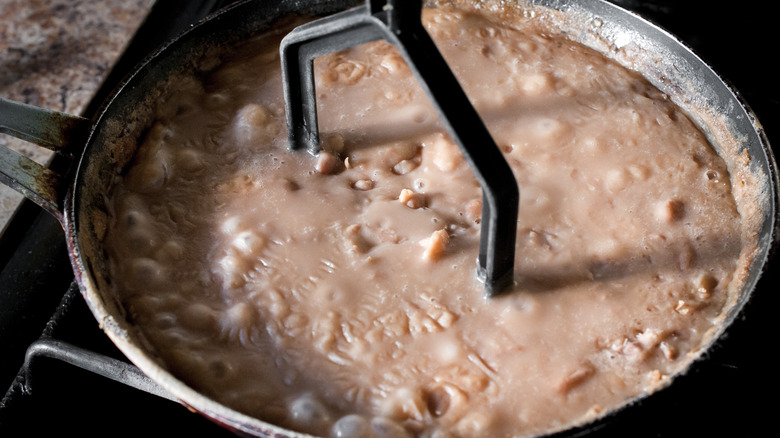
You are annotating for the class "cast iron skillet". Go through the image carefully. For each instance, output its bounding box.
[0,0,777,436]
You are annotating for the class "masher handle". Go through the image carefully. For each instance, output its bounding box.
[280,0,519,297]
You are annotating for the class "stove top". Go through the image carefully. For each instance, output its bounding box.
[1,1,777,436]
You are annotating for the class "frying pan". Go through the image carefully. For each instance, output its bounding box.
[1,0,776,437]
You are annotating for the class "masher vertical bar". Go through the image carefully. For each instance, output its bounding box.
[280,0,519,296]
[382,0,518,296]
[281,6,384,155]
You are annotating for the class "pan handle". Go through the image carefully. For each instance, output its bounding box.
[0,97,90,219]
[23,337,176,402]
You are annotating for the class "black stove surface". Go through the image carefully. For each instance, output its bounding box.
[1,1,777,437]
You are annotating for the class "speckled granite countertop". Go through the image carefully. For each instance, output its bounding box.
[0,0,154,233]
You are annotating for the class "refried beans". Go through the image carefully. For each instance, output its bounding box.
[103,3,750,438]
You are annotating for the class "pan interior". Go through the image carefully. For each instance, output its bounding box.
[68,0,775,437]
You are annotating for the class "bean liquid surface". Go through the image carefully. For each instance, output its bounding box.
[104,4,749,438]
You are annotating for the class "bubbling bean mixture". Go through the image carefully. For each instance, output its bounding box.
[105,3,750,438]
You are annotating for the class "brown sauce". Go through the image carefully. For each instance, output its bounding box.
[104,4,749,437]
